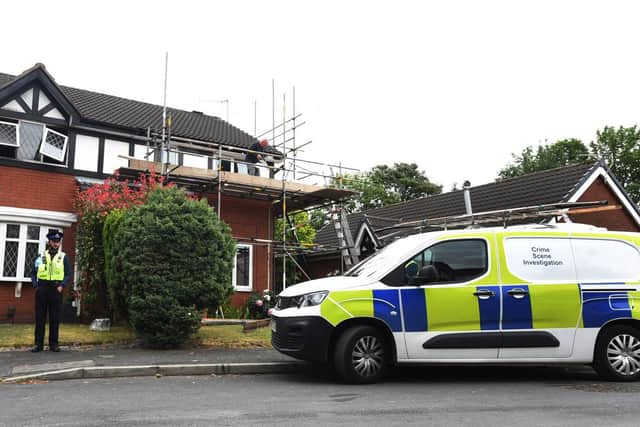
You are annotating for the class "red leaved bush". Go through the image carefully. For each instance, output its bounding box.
[76,170,171,215]
[75,170,171,319]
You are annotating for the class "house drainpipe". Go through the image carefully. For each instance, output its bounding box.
[463,180,473,215]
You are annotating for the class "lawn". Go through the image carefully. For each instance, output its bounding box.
[195,324,271,348]
[0,323,272,349]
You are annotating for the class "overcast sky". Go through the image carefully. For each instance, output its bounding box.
[4,0,640,190]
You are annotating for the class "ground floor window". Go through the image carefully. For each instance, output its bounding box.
[0,223,51,282]
[232,244,253,291]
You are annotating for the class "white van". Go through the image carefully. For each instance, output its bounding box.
[271,223,640,383]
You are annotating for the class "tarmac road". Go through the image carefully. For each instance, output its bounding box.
[2,365,640,427]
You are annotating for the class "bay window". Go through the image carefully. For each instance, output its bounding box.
[0,223,51,282]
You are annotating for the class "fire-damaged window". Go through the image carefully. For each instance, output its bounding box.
[0,223,49,282]
[0,121,19,149]
[232,244,253,291]
[0,120,68,165]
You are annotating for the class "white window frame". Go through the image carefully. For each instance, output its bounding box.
[0,223,48,282]
[39,127,69,162]
[0,120,20,148]
[232,243,253,292]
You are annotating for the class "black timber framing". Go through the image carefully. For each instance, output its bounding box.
[0,68,79,121]
[96,136,105,174]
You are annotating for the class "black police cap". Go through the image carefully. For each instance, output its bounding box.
[46,230,64,241]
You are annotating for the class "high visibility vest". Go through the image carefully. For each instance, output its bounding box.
[37,251,65,282]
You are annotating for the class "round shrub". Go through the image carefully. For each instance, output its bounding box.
[109,187,236,347]
[128,295,200,348]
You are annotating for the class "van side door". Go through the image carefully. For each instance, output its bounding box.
[497,234,581,359]
[382,235,501,360]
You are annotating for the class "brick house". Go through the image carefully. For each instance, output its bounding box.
[310,161,640,277]
[0,64,346,322]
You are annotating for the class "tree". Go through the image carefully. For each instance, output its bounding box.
[109,187,236,348]
[590,125,640,202]
[499,139,591,179]
[341,163,442,213]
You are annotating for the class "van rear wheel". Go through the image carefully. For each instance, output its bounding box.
[333,325,387,384]
[593,325,640,381]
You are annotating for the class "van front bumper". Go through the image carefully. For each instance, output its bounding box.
[270,315,333,363]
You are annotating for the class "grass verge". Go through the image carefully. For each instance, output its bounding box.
[194,324,271,348]
[0,323,271,349]
[0,323,136,348]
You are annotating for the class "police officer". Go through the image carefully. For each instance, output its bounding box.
[31,229,71,352]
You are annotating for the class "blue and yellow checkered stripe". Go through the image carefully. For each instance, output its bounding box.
[320,284,640,332]
[581,285,640,327]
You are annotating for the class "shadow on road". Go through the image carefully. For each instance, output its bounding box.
[282,363,602,385]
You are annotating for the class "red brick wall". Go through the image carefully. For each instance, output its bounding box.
[0,165,77,212]
[0,284,35,323]
[571,176,640,232]
[207,194,274,308]
[0,165,78,323]
[0,163,280,320]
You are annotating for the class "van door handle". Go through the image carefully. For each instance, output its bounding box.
[507,288,528,299]
[473,289,495,300]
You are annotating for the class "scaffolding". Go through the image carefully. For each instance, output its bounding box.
[117,87,358,293]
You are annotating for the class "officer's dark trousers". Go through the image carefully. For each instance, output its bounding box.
[34,284,62,347]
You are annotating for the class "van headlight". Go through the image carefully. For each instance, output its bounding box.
[297,291,329,308]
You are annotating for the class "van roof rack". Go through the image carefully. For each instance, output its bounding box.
[374,200,610,235]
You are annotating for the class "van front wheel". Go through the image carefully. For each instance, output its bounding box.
[593,325,640,381]
[334,325,387,384]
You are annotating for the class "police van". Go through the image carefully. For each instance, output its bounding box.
[271,222,640,383]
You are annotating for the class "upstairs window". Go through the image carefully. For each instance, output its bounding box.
[0,121,19,148]
[0,119,68,165]
[40,128,68,162]
[74,134,99,172]
[103,139,130,174]
[182,152,208,169]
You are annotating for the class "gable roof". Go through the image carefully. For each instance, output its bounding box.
[315,161,637,248]
[0,64,272,154]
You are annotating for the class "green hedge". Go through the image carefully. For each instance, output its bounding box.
[108,187,236,348]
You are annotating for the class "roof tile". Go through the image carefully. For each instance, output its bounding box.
[0,71,274,153]
[315,162,598,247]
